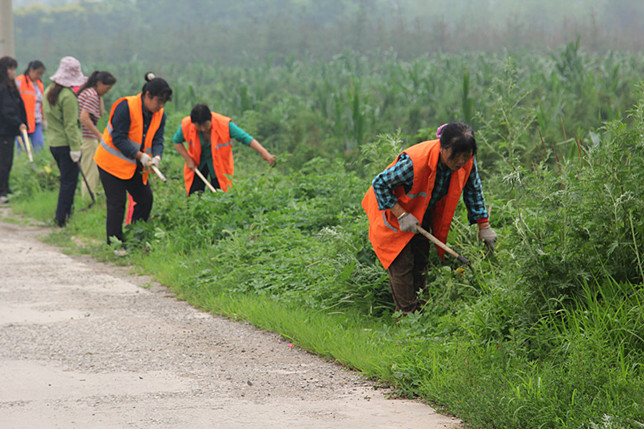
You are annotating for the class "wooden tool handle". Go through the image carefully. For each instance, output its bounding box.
[416,225,470,266]
[193,167,218,193]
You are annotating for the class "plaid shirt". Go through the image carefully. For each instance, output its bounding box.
[372,153,488,225]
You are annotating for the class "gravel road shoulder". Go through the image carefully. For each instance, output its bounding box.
[0,208,461,429]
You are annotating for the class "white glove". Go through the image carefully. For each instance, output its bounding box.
[398,212,420,233]
[69,150,81,163]
[151,155,161,168]
[139,153,153,168]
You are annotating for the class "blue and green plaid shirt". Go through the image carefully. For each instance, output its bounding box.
[372,153,488,225]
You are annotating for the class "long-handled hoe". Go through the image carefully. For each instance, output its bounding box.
[416,225,471,268]
[21,129,41,174]
[17,134,26,151]
[193,167,219,193]
[76,158,96,211]
[151,165,167,182]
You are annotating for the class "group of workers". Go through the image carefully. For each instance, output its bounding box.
[0,54,497,315]
[0,56,275,238]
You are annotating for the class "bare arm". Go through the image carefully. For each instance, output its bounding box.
[249,139,276,167]
[80,109,102,140]
[389,202,407,220]
[173,143,197,171]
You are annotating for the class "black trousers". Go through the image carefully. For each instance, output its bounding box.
[0,135,15,197]
[98,165,152,244]
[50,146,79,227]
[386,233,431,314]
[188,165,220,195]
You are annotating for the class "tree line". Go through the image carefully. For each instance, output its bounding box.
[14,0,644,68]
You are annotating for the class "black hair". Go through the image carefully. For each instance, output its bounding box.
[22,60,45,77]
[190,103,211,124]
[141,72,172,102]
[0,56,19,90]
[77,70,117,96]
[439,122,477,159]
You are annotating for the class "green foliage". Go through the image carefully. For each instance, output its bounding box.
[476,58,538,169]
[68,48,643,175]
[501,94,644,313]
[8,148,61,202]
[7,52,644,429]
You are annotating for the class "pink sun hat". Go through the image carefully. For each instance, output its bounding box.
[50,56,87,88]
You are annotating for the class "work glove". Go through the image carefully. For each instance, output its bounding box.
[398,212,420,233]
[479,226,497,251]
[69,150,81,163]
[151,155,161,168]
[139,153,153,168]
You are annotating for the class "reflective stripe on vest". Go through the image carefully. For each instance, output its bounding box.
[102,123,140,161]
[214,141,232,150]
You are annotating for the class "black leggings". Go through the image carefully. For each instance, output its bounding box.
[50,146,79,227]
[98,165,152,244]
[0,136,15,197]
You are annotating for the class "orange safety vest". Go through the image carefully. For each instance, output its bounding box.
[180,112,234,194]
[94,94,163,185]
[361,139,473,269]
[16,74,44,133]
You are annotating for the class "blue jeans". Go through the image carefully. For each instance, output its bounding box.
[15,122,45,153]
[50,146,79,227]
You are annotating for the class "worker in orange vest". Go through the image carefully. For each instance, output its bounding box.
[362,122,497,314]
[172,103,275,195]
[94,73,172,245]
[15,60,46,152]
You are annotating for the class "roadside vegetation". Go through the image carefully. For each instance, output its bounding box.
[8,47,644,428]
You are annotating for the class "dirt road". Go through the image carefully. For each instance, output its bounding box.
[0,209,461,429]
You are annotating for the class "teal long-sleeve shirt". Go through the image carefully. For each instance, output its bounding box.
[172,121,253,179]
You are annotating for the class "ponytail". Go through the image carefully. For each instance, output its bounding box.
[77,70,117,96]
[141,72,172,102]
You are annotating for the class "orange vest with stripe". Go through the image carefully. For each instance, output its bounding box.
[361,140,473,269]
[94,94,163,184]
[16,74,44,133]
[181,112,233,194]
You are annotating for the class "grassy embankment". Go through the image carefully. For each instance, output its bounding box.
[7,50,644,428]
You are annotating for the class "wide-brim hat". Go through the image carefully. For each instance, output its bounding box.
[50,56,87,87]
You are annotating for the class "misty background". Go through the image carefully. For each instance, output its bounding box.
[12,0,644,68]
